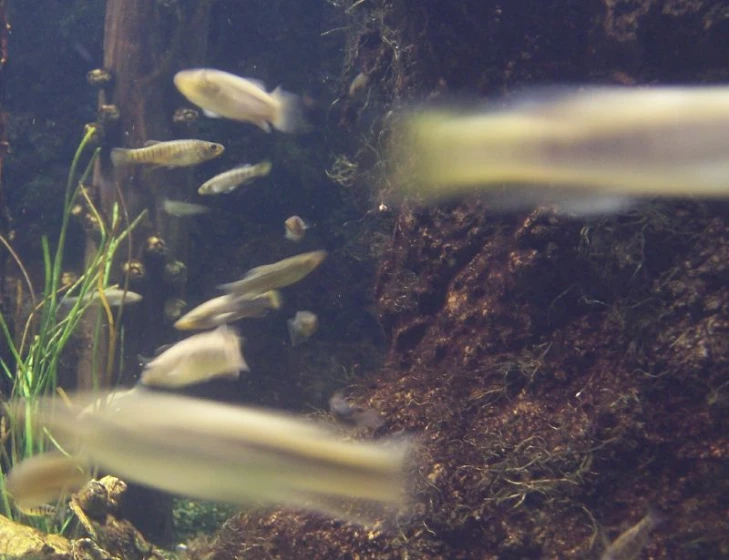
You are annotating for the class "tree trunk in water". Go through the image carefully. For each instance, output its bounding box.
[75,0,214,543]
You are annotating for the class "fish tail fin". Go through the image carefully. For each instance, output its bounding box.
[110,148,131,167]
[267,290,283,310]
[270,86,304,133]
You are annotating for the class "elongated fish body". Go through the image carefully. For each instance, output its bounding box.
[61,286,143,307]
[198,161,272,195]
[5,451,90,510]
[601,509,662,560]
[111,139,224,168]
[287,310,318,346]
[220,250,327,297]
[16,390,412,526]
[162,199,210,217]
[174,290,282,331]
[392,86,729,211]
[140,325,248,388]
[174,68,302,132]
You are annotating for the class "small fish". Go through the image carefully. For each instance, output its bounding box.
[14,389,413,526]
[220,250,327,297]
[329,392,385,430]
[601,508,662,560]
[5,451,90,511]
[391,86,729,214]
[61,286,143,307]
[348,72,369,98]
[287,310,318,346]
[162,198,210,217]
[198,161,272,195]
[174,68,303,133]
[16,503,58,517]
[174,290,282,331]
[139,325,248,388]
[111,139,224,168]
[284,215,309,242]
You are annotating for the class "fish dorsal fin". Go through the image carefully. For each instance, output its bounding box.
[143,140,162,147]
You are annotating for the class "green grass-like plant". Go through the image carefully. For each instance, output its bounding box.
[0,125,146,533]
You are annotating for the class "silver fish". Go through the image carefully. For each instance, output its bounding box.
[111,139,224,168]
[13,389,413,526]
[198,161,272,195]
[61,286,142,307]
[174,291,282,331]
[140,325,248,388]
[220,250,327,297]
[162,199,210,217]
[601,508,662,560]
[391,86,729,214]
[5,451,90,511]
[287,310,318,346]
[174,68,303,132]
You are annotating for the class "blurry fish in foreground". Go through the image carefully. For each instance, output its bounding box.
[111,139,224,168]
[330,392,385,430]
[174,69,303,133]
[198,161,272,195]
[174,290,282,331]
[14,390,412,526]
[284,215,309,242]
[140,325,248,388]
[601,508,662,560]
[287,310,318,346]
[5,451,90,513]
[220,250,327,297]
[390,86,729,215]
[61,286,142,307]
[162,199,210,217]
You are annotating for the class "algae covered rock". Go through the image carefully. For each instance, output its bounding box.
[0,513,73,559]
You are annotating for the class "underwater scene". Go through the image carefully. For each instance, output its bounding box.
[0,0,728,559]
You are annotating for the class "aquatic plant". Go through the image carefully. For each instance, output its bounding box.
[0,124,146,532]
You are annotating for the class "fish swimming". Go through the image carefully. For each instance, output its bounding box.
[140,325,248,388]
[287,310,318,346]
[5,451,90,511]
[284,215,309,242]
[390,86,729,214]
[111,139,224,167]
[174,68,303,133]
[162,199,210,217]
[601,508,662,560]
[220,250,327,297]
[174,290,282,331]
[198,161,272,195]
[12,389,413,526]
[61,286,142,307]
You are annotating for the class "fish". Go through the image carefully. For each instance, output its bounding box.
[61,286,143,307]
[111,139,224,168]
[174,68,303,133]
[162,199,210,217]
[287,310,318,346]
[348,72,369,98]
[220,250,327,297]
[198,161,272,195]
[284,215,309,242]
[601,508,663,560]
[329,392,385,430]
[5,451,90,511]
[390,86,729,214]
[12,389,413,526]
[174,290,282,331]
[139,325,248,388]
